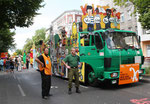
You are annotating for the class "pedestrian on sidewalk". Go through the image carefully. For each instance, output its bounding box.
[6,58,10,72]
[26,55,29,69]
[15,57,18,71]
[0,57,4,71]
[35,47,52,99]
[10,58,14,73]
[3,59,6,72]
[62,47,82,94]
[18,55,22,72]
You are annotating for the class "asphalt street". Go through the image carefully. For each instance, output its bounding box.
[0,69,150,104]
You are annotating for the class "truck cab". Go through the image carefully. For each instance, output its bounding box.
[79,29,145,85]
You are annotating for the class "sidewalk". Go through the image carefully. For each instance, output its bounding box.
[142,57,150,68]
[0,68,36,75]
[143,74,150,78]
[0,71,9,75]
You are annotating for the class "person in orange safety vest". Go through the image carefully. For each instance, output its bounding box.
[35,47,52,99]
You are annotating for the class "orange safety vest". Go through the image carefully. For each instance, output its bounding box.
[39,54,52,75]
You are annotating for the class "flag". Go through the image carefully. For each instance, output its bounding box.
[23,52,26,64]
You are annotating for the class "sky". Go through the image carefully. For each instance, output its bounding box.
[9,0,101,54]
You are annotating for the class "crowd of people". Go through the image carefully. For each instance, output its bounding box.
[0,55,30,73]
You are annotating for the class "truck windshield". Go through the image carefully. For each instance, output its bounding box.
[105,32,141,49]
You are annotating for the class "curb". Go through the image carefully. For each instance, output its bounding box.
[143,74,150,78]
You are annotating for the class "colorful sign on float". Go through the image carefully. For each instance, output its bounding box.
[119,64,139,85]
[1,52,8,59]
[80,4,120,31]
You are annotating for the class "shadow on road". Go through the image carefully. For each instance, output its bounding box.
[139,79,150,83]
[90,81,146,91]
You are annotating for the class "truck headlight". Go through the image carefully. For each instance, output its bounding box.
[111,72,118,78]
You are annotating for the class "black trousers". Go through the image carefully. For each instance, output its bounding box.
[26,61,29,69]
[40,70,51,97]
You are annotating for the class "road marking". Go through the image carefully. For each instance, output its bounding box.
[143,78,150,81]
[130,98,150,104]
[13,75,16,79]
[65,80,88,89]
[51,86,58,89]
[55,86,58,88]
[80,85,88,89]
[18,84,26,97]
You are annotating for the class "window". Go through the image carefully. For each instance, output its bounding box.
[91,35,95,46]
[120,13,124,22]
[68,16,72,24]
[80,33,90,46]
[146,30,150,34]
[105,32,140,49]
[128,27,132,31]
[77,16,81,23]
[95,33,103,49]
[84,35,90,46]
[128,10,131,20]
[147,45,150,57]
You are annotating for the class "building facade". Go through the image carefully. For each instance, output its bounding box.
[136,13,150,58]
[51,10,82,37]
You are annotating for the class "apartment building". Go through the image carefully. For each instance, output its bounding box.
[51,10,82,37]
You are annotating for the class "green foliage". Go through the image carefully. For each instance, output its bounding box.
[23,38,33,53]
[0,28,15,53]
[113,0,150,30]
[145,66,150,74]
[139,8,150,29]
[16,49,22,55]
[0,0,44,29]
[32,28,46,46]
[45,34,50,44]
[23,28,48,53]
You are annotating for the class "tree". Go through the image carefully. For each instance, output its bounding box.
[15,49,22,55]
[32,28,46,46]
[113,0,150,30]
[23,38,33,53]
[23,28,48,53]
[0,29,15,53]
[0,0,44,29]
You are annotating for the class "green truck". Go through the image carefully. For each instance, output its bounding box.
[78,29,145,86]
[51,4,145,86]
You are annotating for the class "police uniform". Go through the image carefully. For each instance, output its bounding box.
[38,54,52,98]
[63,54,80,89]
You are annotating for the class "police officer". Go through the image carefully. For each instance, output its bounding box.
[35,47,52,99]
[62,47,82,94]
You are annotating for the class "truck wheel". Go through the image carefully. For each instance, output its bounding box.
[88,70,99,87]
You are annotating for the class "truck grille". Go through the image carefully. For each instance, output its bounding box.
[122,58,134,64]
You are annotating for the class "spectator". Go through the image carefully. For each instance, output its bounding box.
[10,58,14,73]
[0,57,4,71]
[26,55,29,69]
[15,57,18,71]
[6,58,10,72]
[18,55,22,72]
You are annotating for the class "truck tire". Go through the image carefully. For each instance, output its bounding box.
[85,64,99,87]
[88,70,99,87]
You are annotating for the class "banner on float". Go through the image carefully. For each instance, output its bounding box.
[80,4,120,31]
